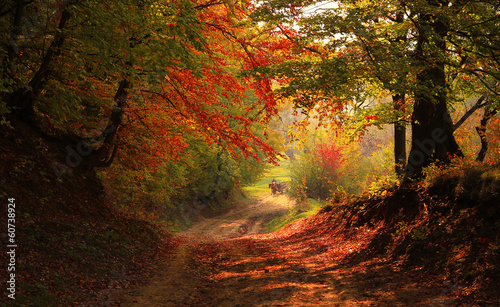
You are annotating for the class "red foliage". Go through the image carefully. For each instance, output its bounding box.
[115,1,295,168]
[313,143,346,178]
[364,115,379,121]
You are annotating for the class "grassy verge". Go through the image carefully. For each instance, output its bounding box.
[265,198,323,232]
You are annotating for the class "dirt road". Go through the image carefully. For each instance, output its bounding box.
[116,194,455,306]
[182,194,294,239]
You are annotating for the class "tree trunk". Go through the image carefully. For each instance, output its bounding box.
[391,12,407,178]
[404,2,463,179]
[393,94,406,177]
[6,0,25,61]
[51,78,129,180]
[476,106,497,162]
[406,82,462,178]
[85,78,130,169]
[8,6,72,126]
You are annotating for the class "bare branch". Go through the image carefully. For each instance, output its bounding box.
[452,95,489,132]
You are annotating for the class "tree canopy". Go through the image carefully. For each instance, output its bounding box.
[1,0,499,202]
[1,0,290,174]
[250,0,500,178]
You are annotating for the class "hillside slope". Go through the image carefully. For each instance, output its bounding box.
[0,125,172,305]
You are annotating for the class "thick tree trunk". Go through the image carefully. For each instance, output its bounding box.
[404,3,463,179]
[8,6,72,126]
[406,79,462,178]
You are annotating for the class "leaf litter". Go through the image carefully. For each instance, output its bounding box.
[114,193,471,306]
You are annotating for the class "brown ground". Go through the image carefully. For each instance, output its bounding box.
[115,194,460,306]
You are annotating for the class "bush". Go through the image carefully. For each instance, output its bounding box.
[422,158,500,204]
[288,144,345,201]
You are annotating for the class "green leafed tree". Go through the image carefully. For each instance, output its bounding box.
[250,0,500,179]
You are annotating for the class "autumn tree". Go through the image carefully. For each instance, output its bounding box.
[289,144,345,201]
[250,0,500,179]
[0,0,290,176]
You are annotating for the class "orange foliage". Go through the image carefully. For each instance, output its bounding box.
[110,0,296,168]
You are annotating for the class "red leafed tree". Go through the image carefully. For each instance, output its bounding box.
[289,143,347,201]
[113,0,301,170]
[314,144,346,180]
[0,0,295,176]
[119,1,294,169]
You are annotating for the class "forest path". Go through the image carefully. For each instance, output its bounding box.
[117,193,452,306]
[181,194,294,239]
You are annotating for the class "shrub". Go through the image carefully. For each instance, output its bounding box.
[288,144,345,201]
[422,158,500,204]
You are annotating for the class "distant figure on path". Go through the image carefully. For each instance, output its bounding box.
[269,178,277,195]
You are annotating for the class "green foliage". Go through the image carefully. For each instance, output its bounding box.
[411,225,429,241]
[252,0,500,179]
[0,0,286,231]
[288,151,325,201]
[243,159,291,197]
[364,139,400,196]
[1,0,203,130]
[285,122,401,202]
[288,144,347,201]
[0,100,11,126]
[367,175,399,194]
[351,100,411,138]
[100,132,269,230]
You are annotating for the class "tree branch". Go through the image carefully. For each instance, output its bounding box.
[476,105,497,162]
[8,4,72,126]
[194,1,224,10]
[452,95,488,132]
